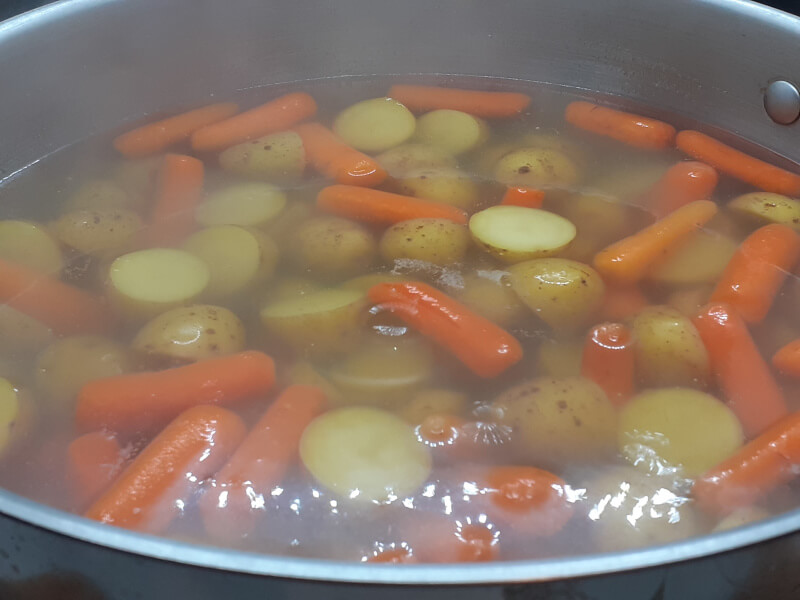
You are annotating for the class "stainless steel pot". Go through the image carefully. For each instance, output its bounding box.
[2,1,800,598]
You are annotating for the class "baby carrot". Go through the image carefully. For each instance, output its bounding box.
[388,84,531,118]
[649,161,719,217]
[0,258,112,336]
[295,123,386,187]
[581,322,635,406]
[710,224,800,324]
[565,101,676,150]
[500,186,545,209]
[407,517,500,563]
[693,411,800,515]
[201,384,326,541]
[191,92,317,152]
[598,284,649,321]
[484,465,573,536]
[85,405,246,533]
[415,414,483,462]
[676,130,800,196]
[145,154,204,246]
[67,431,128,509]
[693,303,788,437]
[113,102,239,158]
[593,200,718,284]
[76,351,275,435]
[368,281,522,378]
[773,339,800,378]
[365,546,417,564]
[318,185,468,225]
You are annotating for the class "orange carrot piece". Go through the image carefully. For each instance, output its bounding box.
[500,186,545,209]
[676,130,800,196]
[318,185,467,225]
[67,431,128,509]
[693,303,788,437]
[593,200,718,284]
[76,351,275,435]
[0,258,112,336]
[113,102,239,158]
[484,466,573,537]
[190,92,317,152]
[693,411,800,515]
[85,405,246,533]
[581,323,635,406]
[368,281,522,378]
[408,517,500,563]
[388,84,530,118]
[773,339,800,378]
[565,101,676,150]
[415,413,483,462]
[649,161,719,217]
[710,224,800,324]
[145,154,204,246]
[295,123,386,187]
[366,546,417,564]
[598,284,649,321]
[201,384,326,541]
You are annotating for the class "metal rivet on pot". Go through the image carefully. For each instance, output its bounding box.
[764,80,800,125]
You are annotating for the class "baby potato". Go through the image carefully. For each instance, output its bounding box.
[340,272,409,293]
[334,97,416,153]
[728,192,800,231]
[328,336,434,406]
[300,406,432,503]
[508,258,605,332]
[290,216,377,282]
[521,132,586,165]
[260,288,367,357]
[379,218,469,267]
[0,378,34,458]
[493,376,617,466]
[111,157,162,208]
[0,220,62,274]
[218,131,306,183]
[589,161,669,201]
[263,199,314,248]
[397,168,481,212]
[666,285,713,318]
[470,206,577,263]
[493,147,579,189]
[557,193,634,245]
[583,467,701,552]
[132,304,245,364]
[263,276,323,304]
[65,179,135,212]
[397,388,469,424]
[0,306,54,357]
[415,109,488,155]
[108,248,210,319]
[619,388,743,477]
[196,182,286,228]
[536,338,584,377]
[632,306,710,389]
[53,209,143,258]
[648,230,737,287]
[376,143,457,177]
[455,272,528,328]
[36,335,133,411]
[287,361,343,406]
[182,226,278,299]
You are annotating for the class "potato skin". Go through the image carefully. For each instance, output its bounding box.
[376,144,457,177]
[133,305,246,365]
[492,376,617,466]
[290,216,377,281]
[396,168,480,212]
[508,258,605,331]
[455,272,528,328]
[218,130,306,183]
[493,147,579,188]
[53,208,142,257]
[728,191,800,231]
[632,306,710,389]
[379,218,469,266]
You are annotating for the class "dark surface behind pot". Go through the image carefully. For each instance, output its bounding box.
[2,0,800,598]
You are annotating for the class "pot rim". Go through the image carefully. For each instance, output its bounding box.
[3,0,800,586]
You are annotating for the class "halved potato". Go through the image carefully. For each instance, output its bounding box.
[108,248,210,318]
[648,230,737,286]
[469,206,576,263]
[300,406,432,503]
[619,388,743,477]
[397,168,481,212]
[218,131,306,183]
[289,216,377,282]
[397,388,469,424]
[196,182,286,228]
[376,143,457,177]
[728,192,800,231]
[415,109,488,155]
[493,147,579,188]
[334,97,416,153]
[0,220,62,274]
[260,288,367,357]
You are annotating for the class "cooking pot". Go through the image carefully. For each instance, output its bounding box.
[1,0,800,598]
